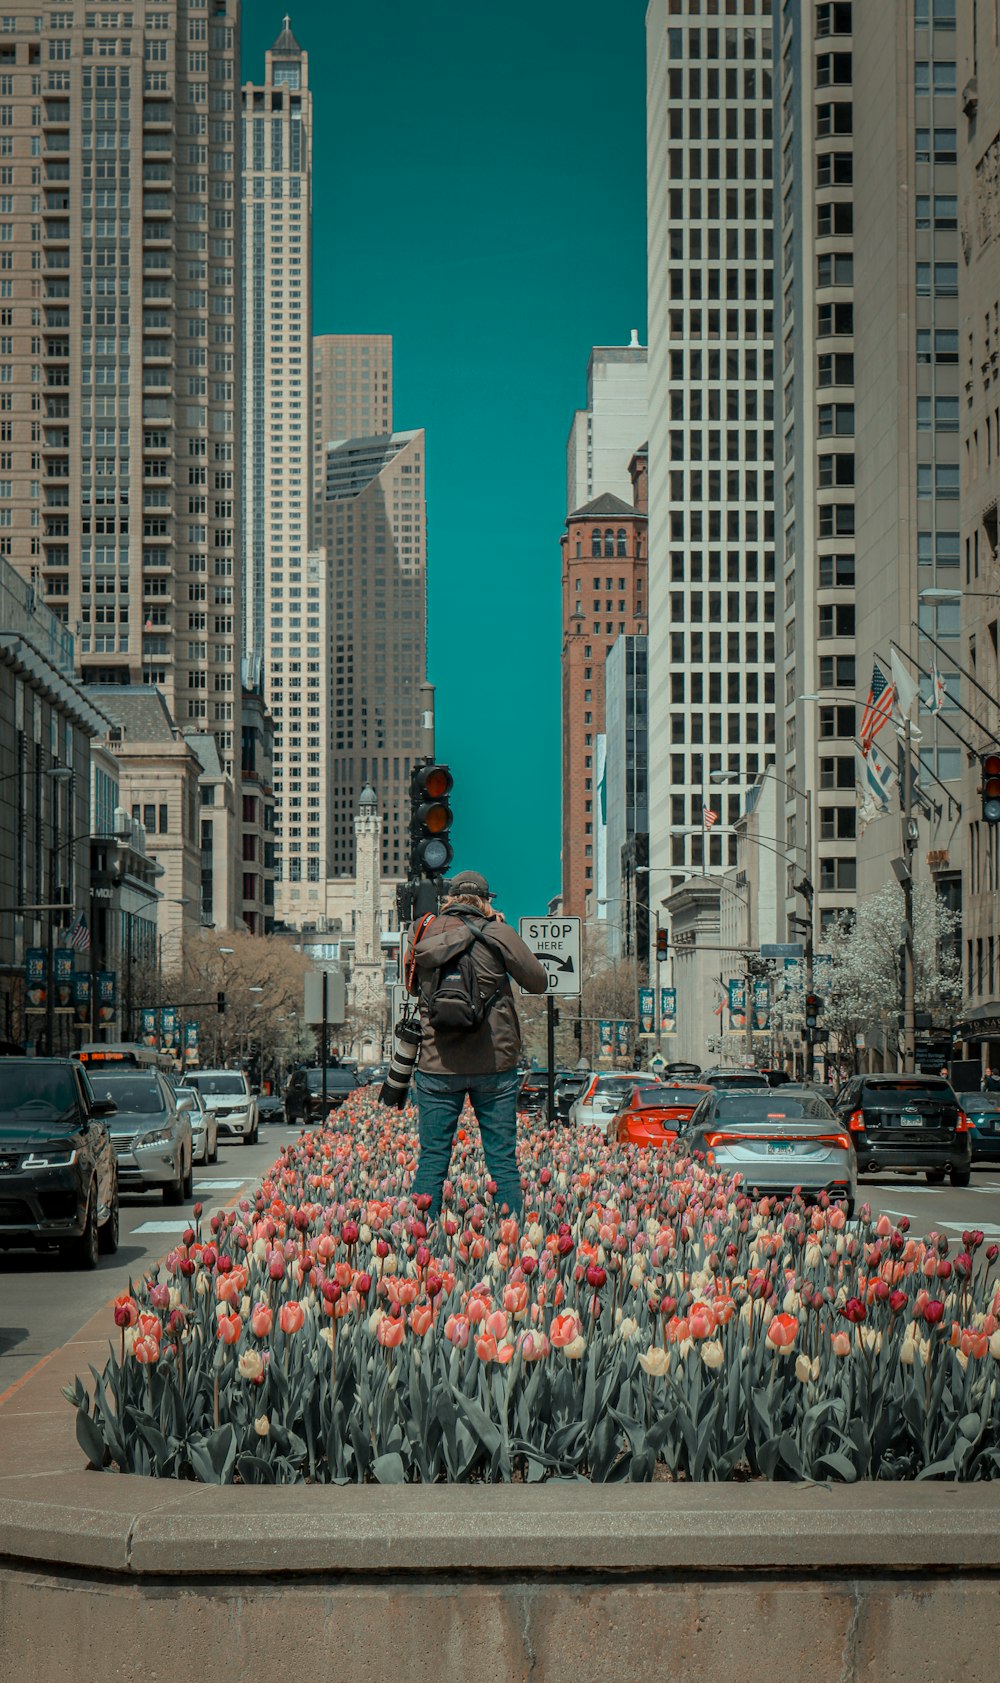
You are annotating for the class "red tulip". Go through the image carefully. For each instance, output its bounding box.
[841,1297,866,1324]
[113,1295,138,1329]
[922,1299,945,1326]
[888,1289,908,1314]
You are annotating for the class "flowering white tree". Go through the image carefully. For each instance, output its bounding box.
[824,879,961,1070]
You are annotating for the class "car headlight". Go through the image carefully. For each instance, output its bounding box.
[136,1128,173,1149]
[22,1149,78,1169]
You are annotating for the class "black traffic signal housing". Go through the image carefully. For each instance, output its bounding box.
[804,992,823,1029]
[217,990,226,1014]
[409,762,454,877]
[982,752,1000,824]
[656,927,669,962]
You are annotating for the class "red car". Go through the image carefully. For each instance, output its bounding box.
[615,1082,711,1147]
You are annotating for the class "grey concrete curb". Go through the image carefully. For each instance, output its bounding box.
[1,1474,999,1578]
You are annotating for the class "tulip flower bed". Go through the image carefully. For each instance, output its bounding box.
[66,1095,1000,1485]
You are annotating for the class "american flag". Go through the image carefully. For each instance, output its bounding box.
[859,659,895,752]
[63,912,90,952]
[703,806,718,828]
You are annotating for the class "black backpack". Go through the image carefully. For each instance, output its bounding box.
[424,912,508,1036]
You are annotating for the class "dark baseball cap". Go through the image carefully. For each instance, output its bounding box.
[445,871,495,900]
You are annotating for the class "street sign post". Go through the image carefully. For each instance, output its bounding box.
[519,918,582,1122]
[760,943,804,959]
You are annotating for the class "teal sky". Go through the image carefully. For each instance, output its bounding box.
[243,2,647,924]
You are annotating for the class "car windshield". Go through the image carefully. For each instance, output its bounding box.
[709,1073,768,1088]
[307,1069,354,1090]
[862,1081,953,1102]
[186,1074,246,1097]
[965,1096,1000,1112]
[92,1075,166,1115]
[0,1062,79,1119]
[714,1094,835,1122]
[653,1086,704,1106]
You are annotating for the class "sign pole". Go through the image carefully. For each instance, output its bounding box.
[546,994,556,1124]
[321,971,328,1108]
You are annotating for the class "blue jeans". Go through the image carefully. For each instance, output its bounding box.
[411,1069,522,1219]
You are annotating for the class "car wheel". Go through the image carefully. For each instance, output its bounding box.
[65,1191,99,1270]
[162,1161,184,1205]
[183,1154,194,1198]
[950,1166,971,1188]
[243,1120,257,1146]
[208,1131,219,1164]
[98,1176,119,1256]
[925,1167,947,1185]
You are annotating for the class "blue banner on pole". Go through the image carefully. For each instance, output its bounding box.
[638,987,654,1034]
[660,987,676,1034]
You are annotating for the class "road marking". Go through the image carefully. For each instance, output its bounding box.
[131,1220,205,1234]
[193,1178,249,1191]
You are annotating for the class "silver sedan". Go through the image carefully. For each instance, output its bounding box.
[680,1087,857,1215]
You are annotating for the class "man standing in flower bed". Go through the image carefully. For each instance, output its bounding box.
[406,871,548,1219]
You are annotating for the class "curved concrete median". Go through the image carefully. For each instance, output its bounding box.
[0,1296,998,1682]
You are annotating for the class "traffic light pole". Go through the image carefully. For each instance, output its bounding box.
[901,717,917,1074]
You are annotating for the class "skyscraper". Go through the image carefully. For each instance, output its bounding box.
[312,333,392,542]
[775,0,860,944]
[318,428,429,883]
[566,335,648,514]
[2,1,243,778]
[646,2,778,908]
[241,17,318,915]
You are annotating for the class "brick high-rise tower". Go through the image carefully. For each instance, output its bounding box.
[561,450,648,919]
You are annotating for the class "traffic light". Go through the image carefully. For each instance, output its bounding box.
[656,927,669,962]
[217,990,226,1014]
[804,992,823,1029]
[982,752,1000,824]
[409,761,454,877]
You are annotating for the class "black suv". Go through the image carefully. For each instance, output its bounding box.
[0,1058,119,1267]
[284,1065,360,1125]
[833,1073,972,1187]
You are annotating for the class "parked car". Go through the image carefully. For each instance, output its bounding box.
[284,1065,359,1125]
[832,1073,972,1187]
[256,1092,285,1126]
[181,1069,259,1145]
[962,1093,1000,1164]
[569,1072,655,1134]
[700,1068,770,1090]
[86,1066,193,1204]
[681,1088,856,1214]
[614,1082,711,1148]
[0,1057,119,1267]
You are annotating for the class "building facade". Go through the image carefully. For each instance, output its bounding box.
[0,2,242,778]
[239,671,275,936]
[956,0,1000,1061]
[603,632,649,960]
[566,336,648,514]
[646,1,778,925]
[312,333,393,540]
[241,19,314,904]
[852,0,962,910]
[317,428,429,883]
[560,468,648,920]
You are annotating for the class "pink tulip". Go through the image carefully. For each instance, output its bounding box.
[830,1330,851,1357]
[377,1314,405,1349]
[132,1334,160,1364]
[278,1300,305,1334]
[267,1252,286,1281]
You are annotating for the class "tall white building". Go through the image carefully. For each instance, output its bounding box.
[646,2,778,915]
[566,336,648,513]
[241,18,322,916]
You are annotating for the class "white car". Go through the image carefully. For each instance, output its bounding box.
[181,1070,259,1145]
[186,1089,218,1165]
[569,1072,652,1135]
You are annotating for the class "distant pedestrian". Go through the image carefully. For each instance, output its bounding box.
[405,871,548,1221]
[984,1067,1000,1093]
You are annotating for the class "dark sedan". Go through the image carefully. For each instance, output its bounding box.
[962,1094,1000,1164]
[0,1058,119,1266]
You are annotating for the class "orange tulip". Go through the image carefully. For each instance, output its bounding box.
[766,1312,798,1351]
[278,1300,305,1335]
[132,1334,160,1363]
[688,1301,716,1340]
[550,1312,582,1348]
[830,1330,851,1357]
[377,1314,405,1349]
[217,1312,242,1344]
[250,1303,273,1338]
[409,1302,434,1336]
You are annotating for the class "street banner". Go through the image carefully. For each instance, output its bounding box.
[598,1020,614,1057]
[637,986,654,1035]
[660,987,677,1034]
[97,972,116,1025]
[753,978,771,1031]
[727,979,746,1032]
[140,1006,157,1047]
[184,1021,200,1063]
[615,1019,630,1054]
[53,947,73,1013]
[25,947,46,1012]
[72,971,91,1028]
[160,1007,178,1055]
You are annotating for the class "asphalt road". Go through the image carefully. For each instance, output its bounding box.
[2,1128,999,1397]
[0,1123,295,1395]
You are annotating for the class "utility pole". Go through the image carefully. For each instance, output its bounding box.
[803,793,816,1081]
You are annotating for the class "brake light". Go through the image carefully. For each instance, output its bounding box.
[823,1133,852,1151]
[848,1109,866,1132]
[956,1111,972,1132]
